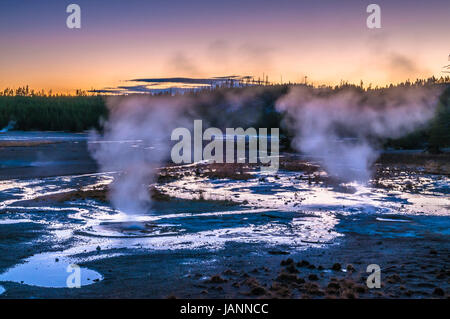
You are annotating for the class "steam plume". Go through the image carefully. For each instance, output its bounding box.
[89,96,187,215]
[276,86,442,182]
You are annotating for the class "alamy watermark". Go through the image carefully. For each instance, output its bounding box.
[66,4,81,29]
[366,4,381,29]
[65,4,381,30]
[366,264,381,288]
[66,264,81,288]
[171,120,280,172]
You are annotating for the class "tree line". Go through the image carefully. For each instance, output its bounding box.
[0,78,448,151]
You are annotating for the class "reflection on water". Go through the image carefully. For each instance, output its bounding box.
[0,253,102,288]
[0,131,87,142]
[160,170,449,216]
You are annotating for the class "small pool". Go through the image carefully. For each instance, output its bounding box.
[0,253,103,288]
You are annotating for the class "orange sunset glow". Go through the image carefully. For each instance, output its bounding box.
[0,0,449,94]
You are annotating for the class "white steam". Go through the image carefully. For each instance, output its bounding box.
[89,96,187,215]
[88,85,442,215]
[276,86,441,182]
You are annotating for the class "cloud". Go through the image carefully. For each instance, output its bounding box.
[130,77,215,85]
[238,42,275,73]
[167,52,201,76]
[93,76,253,94]
[362,32,431,82]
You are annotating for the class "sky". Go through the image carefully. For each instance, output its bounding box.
[0,0,449,93]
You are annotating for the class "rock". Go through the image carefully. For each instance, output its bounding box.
[277,272,305,284]
[250,286,267,296]
[96,246,101,251]
[433,287,445,296]
[354,285,367,293]
[286,264,299,274]
[296,260,310,267]
[327,282,340,290]
[344,290,356,299]
[436,271,446,279]
[386,274,402,284]
[268,250,290,255]
[242,277,260,288]
[346,264,355,272]
[332,263,341,271]
[223,269,237,276]
[280,258,294,266]
[208,275,227,284]
[311,289,325,296]
[270,283,292,297]
[308,274,319,281]
[326,288,339,296]
[341,279,355,289]
[304,282,324,296]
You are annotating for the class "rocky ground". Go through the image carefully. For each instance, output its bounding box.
[0,139,448,299]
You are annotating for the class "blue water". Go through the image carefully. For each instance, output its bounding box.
[0,131,88,141]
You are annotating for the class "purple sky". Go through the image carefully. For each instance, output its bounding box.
[0,0,448,92]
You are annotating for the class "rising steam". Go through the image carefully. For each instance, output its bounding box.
[88,89,272,216]
[89,96,188,215]
[89,84,443,215]
[276,86,442,182]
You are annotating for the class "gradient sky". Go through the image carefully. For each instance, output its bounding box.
[0,0,449,93]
